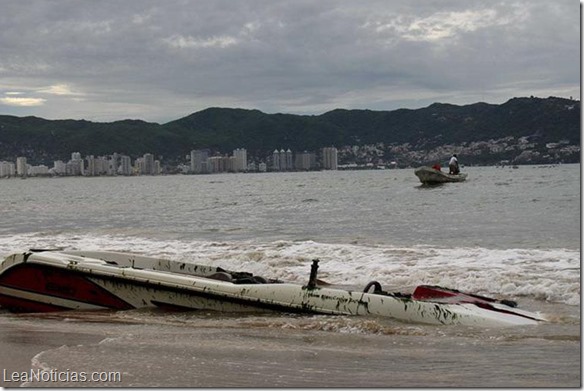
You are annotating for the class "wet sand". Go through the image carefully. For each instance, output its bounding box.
[0,314,579,388]
[0,323,104,388]
[0,305,579,388]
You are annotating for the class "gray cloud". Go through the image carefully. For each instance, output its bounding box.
[0,0,579,122]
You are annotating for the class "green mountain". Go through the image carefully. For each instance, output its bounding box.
[0,96,579,165]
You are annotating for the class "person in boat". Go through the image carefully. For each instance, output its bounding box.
[431,163,441,171]
[449,154,460,175]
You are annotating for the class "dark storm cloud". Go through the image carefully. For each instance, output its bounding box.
[0,0,579,122]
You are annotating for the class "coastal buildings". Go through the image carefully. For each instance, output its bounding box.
[295,151,317,171]
[139,153,160,175]
[272,149,293,171]
[272,148,328,171]
[189,148,250,174]
[0,145,341,178]
[2,135,578,179]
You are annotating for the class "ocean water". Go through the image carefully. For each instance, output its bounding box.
[0,164,580,387]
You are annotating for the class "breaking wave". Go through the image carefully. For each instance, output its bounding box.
[0,233,579,305]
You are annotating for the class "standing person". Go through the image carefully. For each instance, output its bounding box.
[449,154,459,175]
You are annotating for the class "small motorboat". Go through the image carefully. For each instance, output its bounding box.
[414,166,467,184]
[0,250,545,327]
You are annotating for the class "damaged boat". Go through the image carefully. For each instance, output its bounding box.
[0,250,546,327]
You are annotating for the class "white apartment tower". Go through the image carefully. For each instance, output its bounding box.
[143,153,155,175]
[190,150,209,174]
[108,153,119,176]
[273,148,294,171]
[279,149,287,170]
[16,157,27,177]
[119,155,132,175]
[86,155,97,176]
[70,152,84,175]
[233,148,247,172]
[322,147,338,170]
[295,151,316,171]
[285,149,293,170]
[272,149,280,171]
[0,161,16,177]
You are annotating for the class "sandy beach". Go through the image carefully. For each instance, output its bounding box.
[0,309,580,388]
[0,321,105,388]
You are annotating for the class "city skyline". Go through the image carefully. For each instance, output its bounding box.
[0,146,340,178]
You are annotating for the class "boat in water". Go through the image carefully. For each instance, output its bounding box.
[415,166,468,184]
[0,250,546,327]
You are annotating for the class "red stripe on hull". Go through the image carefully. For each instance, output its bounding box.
[413,285,496,306]
[0,292,68,313]
[0,263,134,312]
[413,286,458,300]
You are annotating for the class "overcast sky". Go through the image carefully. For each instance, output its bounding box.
[0,0,579,123]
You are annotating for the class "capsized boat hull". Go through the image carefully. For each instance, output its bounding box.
[415,166,467,184]
[0,250,545,327]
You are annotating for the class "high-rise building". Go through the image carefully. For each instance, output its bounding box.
[85,155,96,176]
[108,153,119,176]
[279,149,287,170]
[208,156,222,173]
[119,155,132,175]
[233,148,247,172]
[190,150,209,174]
[285,149,293,170]
[53,160,66,175]
[0,161,16,177]
[273,148,294,171]
[322,147,338,170]
[85,155,108,176]
[143,153,155,175]
[272,149,280,171]
[295,151,316,171]
[70,152,84,175]
[16,157,27,177]
[135,157,144,174]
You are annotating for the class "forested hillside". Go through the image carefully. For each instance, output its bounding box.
[0,96,579,165]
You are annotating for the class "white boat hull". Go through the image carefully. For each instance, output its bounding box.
[0,250,545,327]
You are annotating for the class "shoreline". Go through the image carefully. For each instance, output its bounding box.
[0,322,104,388]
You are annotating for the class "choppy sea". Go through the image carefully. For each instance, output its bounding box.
[0,164,580,387]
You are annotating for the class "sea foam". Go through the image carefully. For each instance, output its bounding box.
[0,233,579,305]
